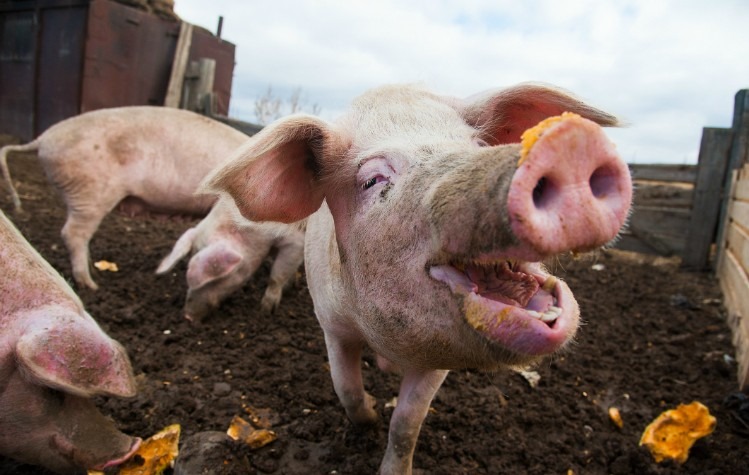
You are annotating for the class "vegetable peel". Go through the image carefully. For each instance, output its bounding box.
[639,401,716,464]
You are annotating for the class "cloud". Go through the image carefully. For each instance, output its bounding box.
[175,0,749,164]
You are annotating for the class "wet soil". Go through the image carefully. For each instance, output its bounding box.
[1,151,747,474]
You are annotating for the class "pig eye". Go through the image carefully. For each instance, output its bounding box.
[474,138,490,147]
[362,175,387,190]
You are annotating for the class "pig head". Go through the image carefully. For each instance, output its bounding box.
[0,210,140,473]
[202,84,632,474]
[156,198,305,322]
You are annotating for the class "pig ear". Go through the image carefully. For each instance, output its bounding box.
[16,310,137,398]
[186,242,243,289]
[201,114,343,224]
[460,83,619,145]
[156,227,198,274]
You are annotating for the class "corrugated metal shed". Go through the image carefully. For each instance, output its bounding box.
[0,0,235,141]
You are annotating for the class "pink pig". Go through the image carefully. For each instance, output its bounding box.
[0,209,140,473]
[202,84,633,473]
[0,106,248,290]
[156,198,305,321]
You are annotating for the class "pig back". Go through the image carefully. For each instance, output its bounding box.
[0,210,81,319]
[37,106,249,216]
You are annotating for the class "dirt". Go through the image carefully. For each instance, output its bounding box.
[1,150,747,475]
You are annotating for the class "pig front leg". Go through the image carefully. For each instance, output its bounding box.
[380,368,448,475]
[260,238,304,314]
[324,333,379,425]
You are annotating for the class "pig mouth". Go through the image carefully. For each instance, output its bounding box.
[429,259,577,356]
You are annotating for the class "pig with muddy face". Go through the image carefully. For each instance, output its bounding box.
[0,209,140,473]
[156,198,305,321]
[203,84,632,474]
[0,106,248,290]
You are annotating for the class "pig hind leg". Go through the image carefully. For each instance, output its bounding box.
[323,333,379,425]
[260,239,305,314]
[380,369,448,475]
[61,198,121,290]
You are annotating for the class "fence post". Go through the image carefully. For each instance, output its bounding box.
[164,22,193,108]
[714,89,749,270]
[682,127,732,269]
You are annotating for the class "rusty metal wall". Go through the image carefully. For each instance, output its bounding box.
[1,1,91,140]
[36,5,88,134]
[0,8,38,139]
[189,26,234,116]
[0,0,237,141]
[80,0,180,112]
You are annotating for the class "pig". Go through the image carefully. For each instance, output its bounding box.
[155,197,305,322]
[0,106,249,290]
[202,83,633,474]
[0,208,140,473]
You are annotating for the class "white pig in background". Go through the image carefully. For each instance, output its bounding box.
[0,106,249,290]
[0,209,140,473]
[156,197,305,322]
[202,84,633,474]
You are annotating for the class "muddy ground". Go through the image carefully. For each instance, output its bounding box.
[1,150,747,474]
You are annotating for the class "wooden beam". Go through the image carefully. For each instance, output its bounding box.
[718,247,749,390]
[682,127,732,269]
[164,22,193,108]
[715,89,749,269]
[629,164,697,183]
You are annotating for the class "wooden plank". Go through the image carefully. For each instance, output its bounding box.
[634,182,693,208]
[164,21,193,108]
[618,209,690,256]
[715,89,749,269]
[718,248,749,390]
[726,223,749,276]
[629,206,692,232]
[682,127,733,269]
[734,164,749,201]
[730,200,749,231]
[612,233,660,255]
[629,164,697,184]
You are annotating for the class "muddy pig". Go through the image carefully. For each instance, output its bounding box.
[202,83,633,474]
[0,209,140,473]
[156,197,305,321]
[0,106,249,290]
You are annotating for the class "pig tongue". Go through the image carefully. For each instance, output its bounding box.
[464,262,539,307]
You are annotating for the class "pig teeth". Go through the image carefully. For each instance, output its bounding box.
[528,306,562,323]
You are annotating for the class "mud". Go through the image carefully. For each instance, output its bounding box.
[1,150,746,474]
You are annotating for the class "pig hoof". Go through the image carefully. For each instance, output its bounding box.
[348,393,379,425]
[260,296,279,315]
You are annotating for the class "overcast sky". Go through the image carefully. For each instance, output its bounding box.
[174,0,749,164]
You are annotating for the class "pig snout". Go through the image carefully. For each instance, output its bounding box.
[507,115,632,259]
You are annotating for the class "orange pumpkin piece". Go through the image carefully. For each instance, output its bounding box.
[639,401,716,464]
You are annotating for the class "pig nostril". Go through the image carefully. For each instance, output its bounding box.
[532,176,557,209]
[589,166,617,199]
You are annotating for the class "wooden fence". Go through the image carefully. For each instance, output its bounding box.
[715,89,749,390]
[611,89,748,390]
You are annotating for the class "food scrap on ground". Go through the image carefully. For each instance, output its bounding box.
[87,424,180,475]
[226,415,277,449]
[639,401,716,464]
[94,260,119,272]
[608,406,624,429]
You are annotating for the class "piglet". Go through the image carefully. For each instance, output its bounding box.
[0,106,248,290]
[156,198,305,322]
[0,209,140,473]
[202,84,633,474]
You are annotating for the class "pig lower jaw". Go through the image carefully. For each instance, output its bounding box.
[90,437,142,470]
[429,264,575,356]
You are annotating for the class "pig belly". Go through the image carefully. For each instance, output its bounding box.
[116,194,215,219]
